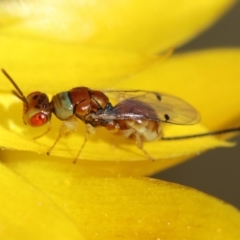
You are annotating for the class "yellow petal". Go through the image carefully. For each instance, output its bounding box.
[1,159,240,239]
[0,0,236,52]
[0,36,158,91]
[0,120,233,161]
[0,49,239,175]
[0,162,84,239]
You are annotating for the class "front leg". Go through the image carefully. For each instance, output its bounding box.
[47,116,79,156]
[134,131,155,161]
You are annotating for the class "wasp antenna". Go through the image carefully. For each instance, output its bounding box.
[1,68,28,104]
[162,127,240,140]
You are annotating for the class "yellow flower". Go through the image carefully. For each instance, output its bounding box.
[0,0,240,239]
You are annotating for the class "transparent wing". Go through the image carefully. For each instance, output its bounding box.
[91,90,200,125]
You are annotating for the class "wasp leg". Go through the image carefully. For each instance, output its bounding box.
[73,123,96,164]
[134,132,155,161]
[117,128,155,160]
[72,129,87,164]
[47,116,79,156]
[33,125,52,140]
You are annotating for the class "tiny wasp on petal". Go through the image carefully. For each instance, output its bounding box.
[2,69,240,163]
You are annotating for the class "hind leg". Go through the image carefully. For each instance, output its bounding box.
[117,128,155,160]
[134,131,155,161]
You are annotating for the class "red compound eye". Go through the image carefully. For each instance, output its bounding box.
[30,113,48,127]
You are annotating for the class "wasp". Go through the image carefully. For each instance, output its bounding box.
[2,69,240,162]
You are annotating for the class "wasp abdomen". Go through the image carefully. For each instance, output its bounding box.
[106,119,162,142]
[104,99,163,142]
[125,119,162,141]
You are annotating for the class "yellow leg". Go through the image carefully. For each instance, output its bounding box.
[46,116,79,156]
[33,125,51,140]
[134,132,155,161]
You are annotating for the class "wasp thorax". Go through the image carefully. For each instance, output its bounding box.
[23,91,51,127]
